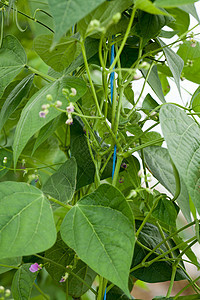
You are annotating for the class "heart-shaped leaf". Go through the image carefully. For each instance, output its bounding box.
[0,35,27,98]
[60,184,135,295]
[160,104,200,213]
[0,182,56,259]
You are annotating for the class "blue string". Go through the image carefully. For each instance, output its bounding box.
[103,36,116,300]
[110,37,117,180]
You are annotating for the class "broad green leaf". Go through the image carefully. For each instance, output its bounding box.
[142,65,166,103]
[13,76,87,167]
[0,35,27,98]
[45,233,96,297]
[0,74,34,132]
[155,0,198,7]
[78,0,133,38]
[131,221,187,282]
[113,155,141,195]
[0,147,13,179]
[34,35,80,72]
[47,0,107,45]
[191,86,200,113]
[70,117,95,190]
[11,263,37,300]
[0,257,21,274]
[60,184,135,295]
[0,182,56,258]
[144,146,191,222]
[152,198,178,227]
[177,41,200,84]
[167,8,190,36]
[159,73,170,96]
[158,38,184,95]
[142,93,159,112]
[180,4,200,21]
[32,113,66,154]
[134,10,174,46]
[160,105,200,214]
[134,0,167,15]
[124,85,134,105]
[42,157,77,204]
[141,131,163,146]
[159,29,179,38]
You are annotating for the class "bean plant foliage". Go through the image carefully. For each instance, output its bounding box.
[0,0,200,299]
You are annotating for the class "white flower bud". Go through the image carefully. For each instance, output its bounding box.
[70,88,77,96]
[112,12,121,24]
[55,100,62,108]
[5,289,11,297]
[3,157,7,164]
[46,94,53,101]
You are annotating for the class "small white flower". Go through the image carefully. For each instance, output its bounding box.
[138,170,143,177]
[66,103,75,113]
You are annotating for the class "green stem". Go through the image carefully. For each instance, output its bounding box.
[74,105,100,148]
[33,283,49,300]
[80,38,102,116]
[112,156,123,186]
[139,220,198,265]
[1,1,54,32]
[97,276,104,300]
[127,62,154,118]
[73,112,104,119]
[166,262,178,298]
[136,196,162,238]
[0,264,19,269]
[156,221,173,259]
[123,138,164,158]
[139,139,148,189]
[170,157,181,201]
[143,236,196,267]
[109,7,136,70]
[26,65,56,82]
[47,196,72,211]
[123,122,159,151]
[174,276,200,299]
[66,279,69,300]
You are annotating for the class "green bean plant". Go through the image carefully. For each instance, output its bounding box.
[0,0,200,299]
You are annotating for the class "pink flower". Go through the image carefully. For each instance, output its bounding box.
[29,263,42,273]
[59,277,66,283]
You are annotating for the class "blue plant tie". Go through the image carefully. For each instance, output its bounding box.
[110,37,117,180]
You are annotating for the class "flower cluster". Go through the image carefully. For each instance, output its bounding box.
[39,103,50,118]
